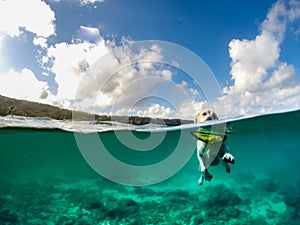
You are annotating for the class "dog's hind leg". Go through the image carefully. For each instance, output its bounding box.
[204,169,213,181]
[198,173,205,185]
[223,162,231,173]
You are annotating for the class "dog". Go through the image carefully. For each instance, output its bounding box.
[194,110,235,185]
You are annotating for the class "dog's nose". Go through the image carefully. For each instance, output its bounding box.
[207,117,212,121]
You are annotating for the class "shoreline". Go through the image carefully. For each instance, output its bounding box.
[0,95,192,126]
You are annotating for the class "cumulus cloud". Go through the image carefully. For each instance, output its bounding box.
[0,0,55,103]
[176,0,300,119]
[218,0,300,117]
[112,103,175,119]
[178,100,206,120]
[0,0,55,38]
[42,26,176,117]
[0,69,48,101]
[47,37,109,101]
[136,104,174,119]
[73,41,178,115]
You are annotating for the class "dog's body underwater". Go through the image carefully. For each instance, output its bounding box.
[194,110,235,185]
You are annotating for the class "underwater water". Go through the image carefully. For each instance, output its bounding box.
[0,110,300,225]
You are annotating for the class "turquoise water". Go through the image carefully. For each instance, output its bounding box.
[0,110,300,224]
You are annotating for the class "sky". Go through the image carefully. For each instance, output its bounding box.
[0,0,300,119]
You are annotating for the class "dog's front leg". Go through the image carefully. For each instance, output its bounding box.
[197,150,206,172]
[197,145,206,185]
[197,140,206,169]
[197,142,213,185]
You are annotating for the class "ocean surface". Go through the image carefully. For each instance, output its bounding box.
[0,110,300,225]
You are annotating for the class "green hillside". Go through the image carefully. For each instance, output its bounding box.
[0,95,192,125]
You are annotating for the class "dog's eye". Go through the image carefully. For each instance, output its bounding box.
[202,112,207,116]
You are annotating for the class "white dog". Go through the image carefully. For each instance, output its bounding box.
[194,110,235,185]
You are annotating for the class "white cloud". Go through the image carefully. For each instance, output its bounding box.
[47,38,109,102]
[264,63,295,88]
[42,33,212,119]
[219,0,300,117]
[80,0,105,5]
[113,103,175,119]
[161,69,172,80]
[79,26,100,36]
[74,26,103,43]
[72,40,176,115]
[261,0,287,41]
[177,81,199,97]
[288,0,300,21]
[228,33,280,93]
[136,104,174,119]
[33,36,48,48]
[0,0,55,105]
[0,0,55,38]
[47,35,202,120]
[0,69,48,102]
[42,27,173,114]
[178,100,206,120]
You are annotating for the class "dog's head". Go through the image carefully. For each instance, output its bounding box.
[194,110,219,123]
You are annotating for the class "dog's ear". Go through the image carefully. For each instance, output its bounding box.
[212,112,219,120]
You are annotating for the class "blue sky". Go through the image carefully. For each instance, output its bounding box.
[0,0,300,119]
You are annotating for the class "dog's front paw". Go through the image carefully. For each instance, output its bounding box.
[222,153,235,164]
